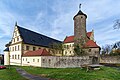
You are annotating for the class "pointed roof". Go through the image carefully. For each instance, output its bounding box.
[23,49,51,56]
[73,10,87,19]
[17,26,62,47]
[64,32,92,43]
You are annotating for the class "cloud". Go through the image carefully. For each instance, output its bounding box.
[0,0,120,54]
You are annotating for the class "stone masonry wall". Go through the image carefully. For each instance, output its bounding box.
[41,56,92,68]
[100,56,120,64]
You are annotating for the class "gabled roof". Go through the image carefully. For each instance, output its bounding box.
[17,26,62,47]
[64,36,74,43]
[84,40,100,48]
[23,49,51,56]
[64,32,92,43]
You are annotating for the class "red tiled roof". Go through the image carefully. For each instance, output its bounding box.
[87,32,92,38]
[23,49,51,57]
[64,36,74,43]
[84,40,100,48]
[64,32,92,43]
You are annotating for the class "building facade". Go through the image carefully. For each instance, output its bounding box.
[4,24,61,66]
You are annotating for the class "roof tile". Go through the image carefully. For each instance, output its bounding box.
[17,26,62,47]
[23,49,51,56]
[84,40,100,48]
[64,32,92,43]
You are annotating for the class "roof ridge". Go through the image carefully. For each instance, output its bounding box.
[17,26,62,42]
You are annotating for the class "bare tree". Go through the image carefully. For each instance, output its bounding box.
[101,44,112,55]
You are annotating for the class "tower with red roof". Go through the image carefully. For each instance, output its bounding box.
[63,4,100,60]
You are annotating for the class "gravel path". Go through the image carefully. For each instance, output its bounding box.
[16,68,49,80]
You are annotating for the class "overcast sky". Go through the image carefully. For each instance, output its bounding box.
[0,0,120,54]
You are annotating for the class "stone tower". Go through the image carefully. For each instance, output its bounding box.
[73,4,88,45]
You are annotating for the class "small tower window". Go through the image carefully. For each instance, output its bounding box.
[89,49,91,52]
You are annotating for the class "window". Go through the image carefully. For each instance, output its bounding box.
[37,59,39,62]
[26,58,27,61]
[13,38,15,42]
[70,51,71,53]
[89,49,91,52]
[64,45,66,48]
[33,47,36,51]
[95,51,98,53]
[18,45,20,51]
[18,55,20,59]
[33,59,35,62]
[15,46,16,51]
[67,45,69,49]
[70,44,71,47]
[26,46,29,50]
[12,55,14,59]
[15,55,16,59]
[17,37,19,41]
[23,58,24,61]
[42,59,45,63]
[13,47,14,51]
[49,59,51,64]
[65,51,67,54]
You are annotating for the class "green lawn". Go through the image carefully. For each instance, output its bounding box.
[20,66,120,80]
[0,67,27,80]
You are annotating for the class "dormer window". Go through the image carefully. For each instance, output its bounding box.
[26,46,29,50]
[33,47,36,51]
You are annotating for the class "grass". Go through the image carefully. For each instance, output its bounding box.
[0,66,27,80]
[19,66,120,80]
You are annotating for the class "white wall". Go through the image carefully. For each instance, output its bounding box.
[22,56,91,68]
[9,43,22,65]
[22,56,42,67]
[4,51,10,65]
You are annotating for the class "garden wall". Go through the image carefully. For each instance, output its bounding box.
[41,56,92,68]
[100,56,120,64]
